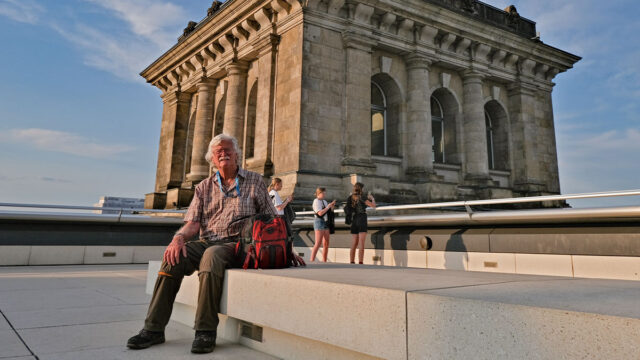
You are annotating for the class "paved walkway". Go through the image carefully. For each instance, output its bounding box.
[0,264,276,360]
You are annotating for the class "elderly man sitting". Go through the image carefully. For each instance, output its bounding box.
[127,133,276,354]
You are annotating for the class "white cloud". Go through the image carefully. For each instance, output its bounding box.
[51,22,160,81]
[4,128,136,159]
[0,0,45,24]
[83,0,187,47]
[46,1,196,82]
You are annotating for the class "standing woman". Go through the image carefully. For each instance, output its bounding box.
[311,187,336,262]
[268,177,293,215]
[345,182,376,264]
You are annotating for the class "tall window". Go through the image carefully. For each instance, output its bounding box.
[371,82,386,156]
[485,110,495,170]
[431,96,444,163]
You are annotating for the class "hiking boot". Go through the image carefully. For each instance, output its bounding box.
[127,329,165,349]
[191,330,216,354]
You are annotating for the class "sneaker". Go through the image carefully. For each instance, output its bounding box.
[191,330,216,354]
[127,329,165,349]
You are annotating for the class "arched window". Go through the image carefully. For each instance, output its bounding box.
[371,81,386,156]
[431,96,444,163]
[484,100,509,170]
[244,83,258,159]
[485,110,495,170]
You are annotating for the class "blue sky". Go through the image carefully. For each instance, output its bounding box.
[0,0,638,207]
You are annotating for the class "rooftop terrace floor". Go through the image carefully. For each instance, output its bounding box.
[1,264,638,359]
[0,264,276,360]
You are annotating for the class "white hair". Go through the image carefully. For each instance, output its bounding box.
[205,133,242,165]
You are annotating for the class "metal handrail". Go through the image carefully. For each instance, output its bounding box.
[295,189,640,216]
[0,202,185,214]
[1,189,639,218]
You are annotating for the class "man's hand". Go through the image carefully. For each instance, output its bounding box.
[164,235,187,266]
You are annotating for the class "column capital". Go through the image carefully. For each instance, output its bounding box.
[195,77,218,92]
[405,52,433,70]
[462,70,485,84]
[342,31,376,52]
[506,81,538,96]
[161,90,191,104]
[225,61,249,76]
[255,33,281,56]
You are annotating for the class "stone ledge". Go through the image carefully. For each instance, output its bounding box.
[146,261,640,360]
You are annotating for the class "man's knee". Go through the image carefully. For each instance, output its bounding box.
[199,246,232,276]
[159,259,188,278]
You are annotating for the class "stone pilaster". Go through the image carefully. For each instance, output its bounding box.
[186,78,218,183]
[154,90,192,192]
[246,34,280,176]
[223,61,249,143]
[508,81,545,194]
[405,53,435,181]
[462,71,491,184]
[341,32,376,174]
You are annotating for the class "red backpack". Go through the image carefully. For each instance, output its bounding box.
[235,214,305,269]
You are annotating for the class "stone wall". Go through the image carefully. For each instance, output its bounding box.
[141,0,579,208]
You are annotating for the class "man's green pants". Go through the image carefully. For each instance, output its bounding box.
[143,240,238,332]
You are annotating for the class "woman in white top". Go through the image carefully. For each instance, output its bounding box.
[268,177,293,216]
[311,187,336,262]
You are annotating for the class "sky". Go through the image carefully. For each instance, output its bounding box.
[0,0,638,208]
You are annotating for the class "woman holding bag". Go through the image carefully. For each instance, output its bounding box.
[310,187,336,262]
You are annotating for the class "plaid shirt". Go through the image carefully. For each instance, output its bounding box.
[184,168,276,241]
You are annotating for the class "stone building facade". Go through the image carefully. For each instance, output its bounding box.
[141,0,580,209]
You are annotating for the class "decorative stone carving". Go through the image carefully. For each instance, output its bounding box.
[492,86,500,100]
[271,0,291,16]
[455,37,471,54]
[218,34,235,53]
[182,21,197,38]
[473,43,492,62]
[535,63,550,80]
[440,33,456,50]
[397,18,414,40]
[353,3,374,24]
[379,13,396,33]
[504,53,519,70]
[519,58,536,76]
[254,8,272,29]
[418,24,438,46]
[491,49,507,66]
[380,56,392,73]
[327,0,346,15]
[441,72,451,88]
[207,1,223,16]
[460,0,477,14]
[504,5,520,27]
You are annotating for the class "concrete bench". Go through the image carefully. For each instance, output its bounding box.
[146,261,640,360]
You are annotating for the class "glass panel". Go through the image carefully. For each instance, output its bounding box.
[371,111,385,156]
[485,111,494,169]
[432,118,444,163]
[430,96,443,118]
[371,83,385,108]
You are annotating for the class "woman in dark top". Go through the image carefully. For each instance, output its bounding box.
[344,182,376,264]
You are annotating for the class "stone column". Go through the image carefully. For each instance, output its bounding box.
[246,34,279,176]
[462,71,491,184]
[223,61,249,144]
[186,78,217,183]
[405,53,434,181]
[145,90,192,209]
[155,90,192,192]
[341,33,376,174]
[508,81,545,194]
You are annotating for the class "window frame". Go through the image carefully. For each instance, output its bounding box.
[371,81,388,156]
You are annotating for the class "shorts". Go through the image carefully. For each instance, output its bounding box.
[314,217,328,231]
[350,213,367,234]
